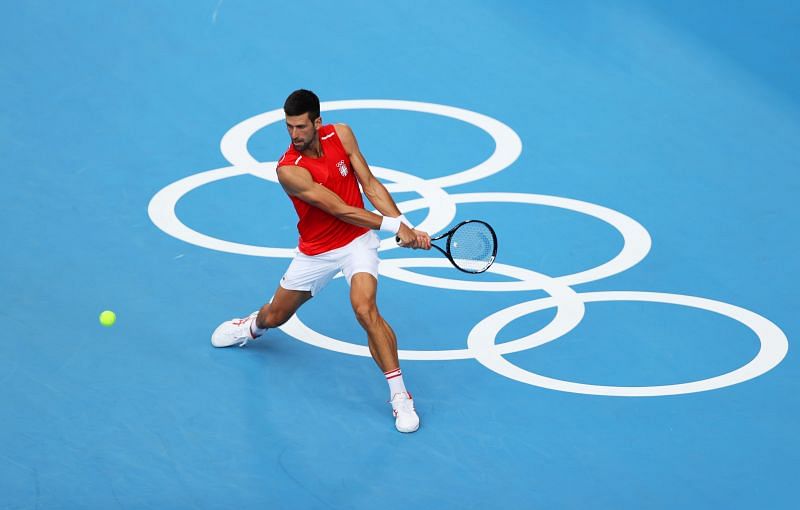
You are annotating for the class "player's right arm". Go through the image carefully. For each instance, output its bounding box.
[277,165,420,247]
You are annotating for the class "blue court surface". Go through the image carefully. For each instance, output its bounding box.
[3,1,800,508]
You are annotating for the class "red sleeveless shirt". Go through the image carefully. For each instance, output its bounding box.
[276,124,369,255]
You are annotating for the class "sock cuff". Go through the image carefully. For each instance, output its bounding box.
[384,368,402,380]
[249,319,266,338]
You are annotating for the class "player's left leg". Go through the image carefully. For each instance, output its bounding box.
[350,272,419,433]
[349,273,397,371]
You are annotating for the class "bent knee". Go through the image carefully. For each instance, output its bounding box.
[352,303,379,326]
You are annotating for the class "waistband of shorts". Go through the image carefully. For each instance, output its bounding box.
[297,230,374,259]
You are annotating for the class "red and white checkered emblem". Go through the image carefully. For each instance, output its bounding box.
[336,160,348,177]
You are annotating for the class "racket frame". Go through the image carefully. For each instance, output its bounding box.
[431,219,498,274]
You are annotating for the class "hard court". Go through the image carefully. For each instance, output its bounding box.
[2,1,799,509]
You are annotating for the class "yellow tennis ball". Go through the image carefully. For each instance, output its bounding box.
[99,310,116,327]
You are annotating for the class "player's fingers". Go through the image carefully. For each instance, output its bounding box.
[417,232,431,250]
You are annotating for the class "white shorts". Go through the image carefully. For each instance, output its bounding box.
[280,230,380,296]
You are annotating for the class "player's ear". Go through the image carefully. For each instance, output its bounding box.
[314,116,322,129]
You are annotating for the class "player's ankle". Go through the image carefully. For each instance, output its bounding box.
[385,367,407,398]
[250,320,267,338]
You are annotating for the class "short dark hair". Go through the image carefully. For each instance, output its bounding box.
[284,89,320,120]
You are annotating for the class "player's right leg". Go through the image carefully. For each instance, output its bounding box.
[211,249,336,348]
[255,286,312,330]
[210,287,311,348]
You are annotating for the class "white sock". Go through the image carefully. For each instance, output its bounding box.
[250,318,267,338]
[384,368,407,398]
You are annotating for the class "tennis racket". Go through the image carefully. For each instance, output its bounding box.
[397,220,497,274]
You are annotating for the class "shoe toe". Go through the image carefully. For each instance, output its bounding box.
[395,412,420,433]
[211,323,235,347]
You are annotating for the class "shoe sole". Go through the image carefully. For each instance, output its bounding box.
[396,422,420,433]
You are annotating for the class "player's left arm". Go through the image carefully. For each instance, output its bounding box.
[335,123,400,216]
[334,123,431,249]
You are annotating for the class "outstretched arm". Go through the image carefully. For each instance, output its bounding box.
[276,164,421,247]
[334,123,431,249]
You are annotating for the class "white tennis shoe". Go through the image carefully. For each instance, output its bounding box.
[390,392,420,433]
[211,311,258,347]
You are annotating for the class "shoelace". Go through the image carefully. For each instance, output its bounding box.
[232,316,255,347]
[390,393,415,414]
[240,317,256,347]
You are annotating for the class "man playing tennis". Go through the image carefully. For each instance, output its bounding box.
[211,89,431,433]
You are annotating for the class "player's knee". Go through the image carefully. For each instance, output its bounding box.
[352,302,379,326]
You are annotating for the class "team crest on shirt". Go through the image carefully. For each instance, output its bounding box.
[336,160,348,177]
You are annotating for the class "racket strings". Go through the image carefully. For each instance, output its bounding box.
[448,222,495,272]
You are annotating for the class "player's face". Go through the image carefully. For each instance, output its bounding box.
[286,113,321,152]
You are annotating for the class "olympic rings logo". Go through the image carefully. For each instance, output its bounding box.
[148,100,788,397]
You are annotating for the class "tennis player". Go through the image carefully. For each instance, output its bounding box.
[212,89,431,433]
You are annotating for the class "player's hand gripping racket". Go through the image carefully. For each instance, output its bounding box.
[397,220,497,274]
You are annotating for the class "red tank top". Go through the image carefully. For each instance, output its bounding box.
[276,124,369,255]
